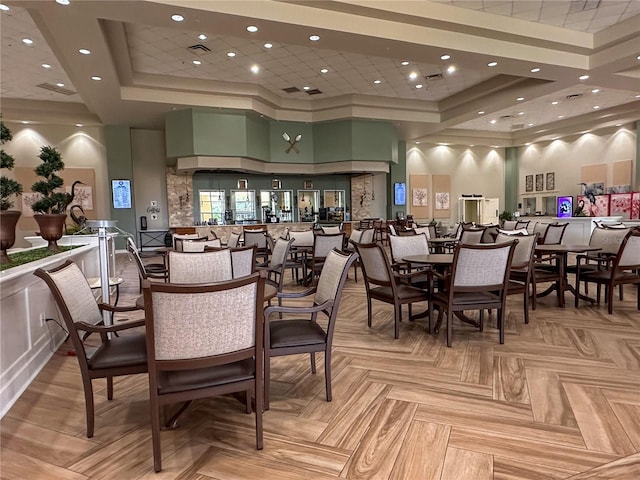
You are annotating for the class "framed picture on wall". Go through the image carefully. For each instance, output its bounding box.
[237,179,248,190]
[412,188,428,207]
[535,174,544,191]
[631,192,640,220]
[112,179,132,209]
[304,180,313,189]
[525,175,533,192]
[610,193,632,219]
[546,172,555,190]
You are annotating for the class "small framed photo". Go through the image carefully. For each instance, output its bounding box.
[535,173,544,192]
[271,179,281,189]
[304,180,313,189]
[546,172,555,191]
[525,175,533,192]
[237,179,248,190]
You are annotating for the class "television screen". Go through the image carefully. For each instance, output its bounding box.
[394,182,406,206]
[557,196,573,218]
[112,179,132,209]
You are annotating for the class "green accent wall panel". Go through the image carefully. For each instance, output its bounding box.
[192,110,247,157]
[504,147,518,213]
[105,125,136,248]
[313,121,353,163]
[165,109,194,158]
[246,114,270,161]
[351,120,397,162]
[389,140,406,219]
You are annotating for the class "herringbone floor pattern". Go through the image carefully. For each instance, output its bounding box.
[1,253,639,479]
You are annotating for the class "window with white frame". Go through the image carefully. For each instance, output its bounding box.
[199,190,225,224]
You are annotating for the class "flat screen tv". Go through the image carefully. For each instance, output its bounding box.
[557,196,573,218]
[112,179,132,209]
[394,182,406,206]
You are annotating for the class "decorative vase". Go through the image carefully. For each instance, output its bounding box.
[34,214,67,252]
[0,210,21,264]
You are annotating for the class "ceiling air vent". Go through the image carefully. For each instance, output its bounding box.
[188,44,211,53]
[566,93,583,100]
[512,123,525,130]
[282,86,301,93]
[306,89,323,95]
[425,73,443,81]
[36,83,77,96]
[500,115,513,120]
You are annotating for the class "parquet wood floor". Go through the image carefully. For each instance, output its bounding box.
[2,253,639,479]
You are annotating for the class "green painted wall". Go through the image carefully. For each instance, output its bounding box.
[389,141,406,219]
[192,110,248,157]
[313,121,353,163]
[105,125,136,248]
[165,109,194,158]
[504,147,518,213]
[246,114,270,161]
[352,120,397,162]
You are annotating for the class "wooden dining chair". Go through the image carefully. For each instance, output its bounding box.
[346,228,375,282]
[305,232,346,285]
[143,272,266,472]
[429,241,517,347]
[34,260,147,438]
[126,237,168,292]
[263,249,356,409]
[167,249,232,283]
[354,241,430,339]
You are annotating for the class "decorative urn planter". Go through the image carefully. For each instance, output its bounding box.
[34,214,67,252]
[0,210,21,263]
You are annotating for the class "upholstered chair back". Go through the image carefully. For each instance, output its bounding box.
[389,233,429,264]
[452,242,517,289]
[168,249,232,283]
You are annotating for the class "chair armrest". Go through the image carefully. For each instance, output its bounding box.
[265,299,333,318]
[394,269,431,281]
[76,318,145,333]
[98,303,141,313]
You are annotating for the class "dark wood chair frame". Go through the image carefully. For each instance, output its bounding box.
[143,272,266,472]
[263,249,356,409]
[34,260,147,438]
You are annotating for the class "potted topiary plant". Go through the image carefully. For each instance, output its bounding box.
[0,121,23,263]
[30,145,72,251]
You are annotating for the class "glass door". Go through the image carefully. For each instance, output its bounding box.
[297,190,320,222]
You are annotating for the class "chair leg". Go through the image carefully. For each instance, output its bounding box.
[446,310,453,348]
[325,349,332,402]
[310,352,316,374]
[255,383,264,450]
[498,308,505,344]
[107,376,113,400]
[394,304,400,339]
[264,353,271,411]
[150,393,162,472]
[245,390,251,414]
[607,282,614,314]
[575,277,581,308]
[83,378,95,438]
[367,297,372,327]
[479,310,484,332]
[523,290,530,324]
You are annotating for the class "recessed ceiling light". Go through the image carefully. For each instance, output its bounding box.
[55,0,70,5]
[171,14,184,22]
[636,94,640,98]
[303,86,310,90]
[227,52,236,57]
[415,84,423,89]
[41,63,52,69]
[22,38,34,45]
[416,141,421,144]
[79,48,91,55]
[490,119,497,124]
[492,145,499,148]
[516,97,525,101]
[250,64,260,74]
[401,61,409,66]
[616,123,622,126]
[373,80,381,84]
[440,54,451,60]
[552,137,559,140]
[75,123,83,127]
[21,121,29,124]
[0,4,9,11]
[637,55,640,60]
[264,43,273,49]
[530,67,540,73]
[518,112,524,115]
[551,101,559,105]
[198,34,207,40]
[309,35,320,41]
[409,72,418,80]
[487,61,498,67]
[56,82,64,87]
[528,123,534,126]
[525,143,531,146]
[477,111,485,114]
[591,88,600,93]
[320,68,329,74]
[192,60,201,65]
[247,25,258,33]
[446,65,456,73]
[593,105,600,109]
[469,144,475,147]
[91,76,101,81]
[579,74,589,80]
[558,115,564,119]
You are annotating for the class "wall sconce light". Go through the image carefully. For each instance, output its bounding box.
[282,132,302,154]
